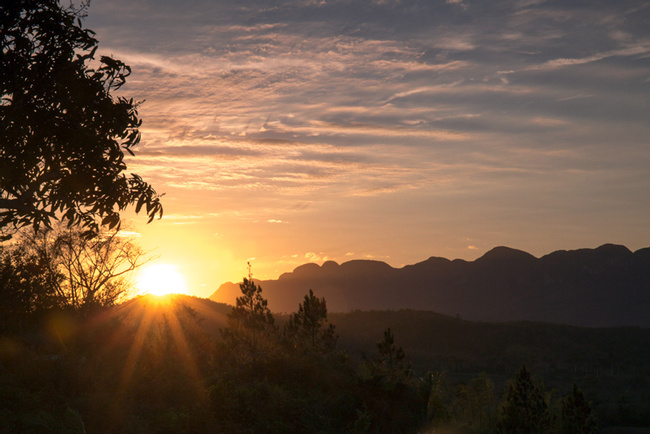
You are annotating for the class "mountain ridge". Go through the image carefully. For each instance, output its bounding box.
[210,244,650,327]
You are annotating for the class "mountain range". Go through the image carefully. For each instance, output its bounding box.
[210,244,650,327]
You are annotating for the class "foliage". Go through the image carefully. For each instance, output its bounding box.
[211,281,433,433]
[284,288,338,353]
[425,371,453,426]
[9,225,147,313]
[422,371,500,433]
[0,321,87,434]
[0,0,162,239]
[497,364,552,434]
[356,328,428,434]
[218,277,278,368]
[227,277,276,331]
[0,241,57,331]
[560,383,598,434]
[332,308,650,426]
[455,374,499,433]
[212,283,363,433]
[364,327,412,385]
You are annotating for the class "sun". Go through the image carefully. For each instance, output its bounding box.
[136,263,188,296]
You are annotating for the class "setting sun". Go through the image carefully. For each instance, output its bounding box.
[137,263,188,296]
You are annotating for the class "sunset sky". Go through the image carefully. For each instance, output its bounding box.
[85,0,650,298]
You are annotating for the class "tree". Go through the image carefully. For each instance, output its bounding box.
[366,328,412,385]
[284,289,337,353]
[0,240,56,331]
[0,0,162,239]
[497,365,552,434]
[212,281,360,433]
[560,384,598,434]
[219,275,277,365]
[361,329,425,434]
[17,224,147,311]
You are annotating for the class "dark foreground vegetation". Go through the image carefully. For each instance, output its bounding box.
[1,274,427,434]
[333,310,650,432]
[3,268,649,433]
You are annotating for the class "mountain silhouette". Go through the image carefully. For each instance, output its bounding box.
[210,244,650,327]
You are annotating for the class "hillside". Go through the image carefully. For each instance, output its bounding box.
[331,309,650,427]
[211,244,650,327]
[109,295,650,427]
[112,293,232,337]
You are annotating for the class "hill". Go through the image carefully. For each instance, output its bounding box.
[115,296,650,427]
[112,293,232,336]
[331,309,650,427]
[211,244,650,327]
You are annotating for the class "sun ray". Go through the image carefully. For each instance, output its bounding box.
[117,300,158,394]
[108,294,209,417]
[162,299,209,403]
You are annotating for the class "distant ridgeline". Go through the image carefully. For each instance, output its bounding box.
[211,244,650,327]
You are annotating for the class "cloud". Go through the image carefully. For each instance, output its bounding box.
[305,252,329,262]
[116,230,142,238]
[86,0,650,259]
[511,44,650,73]
[162,214,204,220]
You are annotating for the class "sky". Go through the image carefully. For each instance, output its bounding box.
[84,0,650,298]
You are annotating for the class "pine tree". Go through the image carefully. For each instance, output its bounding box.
[366,328,412,387]
[560,384,598,434]
[220,276,277,366]
[497,365,551,434]
[284,289,337,353]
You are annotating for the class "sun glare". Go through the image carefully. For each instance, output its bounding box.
[137,263,188,296]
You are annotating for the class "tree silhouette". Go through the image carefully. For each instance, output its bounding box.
[0,0,162,239]
[361,328,424,433]
[0,240,56,331]
[456,373,498,432]
[284,289,337,353]
[220,277,277,365]
[560,384,598,434]
[366,328,412,385]
[498,365,551,434]
[17,225,148,311]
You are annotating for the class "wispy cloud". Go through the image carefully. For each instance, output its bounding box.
[86,0,650,281]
